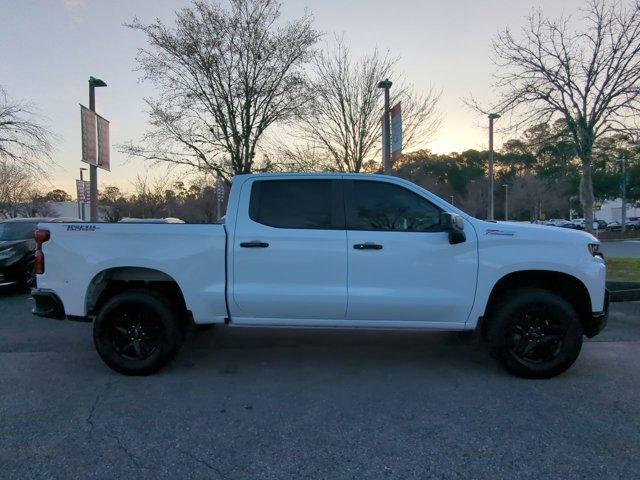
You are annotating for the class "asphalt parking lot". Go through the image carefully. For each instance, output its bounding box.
[599,239,640,258]
[1,290,639,480]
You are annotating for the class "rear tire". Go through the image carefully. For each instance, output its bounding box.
[486,289,583,379]
[93,290,184,376]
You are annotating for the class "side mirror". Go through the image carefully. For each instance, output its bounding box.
[441,212,466,245]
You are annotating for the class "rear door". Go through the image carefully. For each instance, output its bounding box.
[344,179,478,326]
[231,177,348,322]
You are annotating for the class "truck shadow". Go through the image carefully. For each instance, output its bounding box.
[176,327,499,377]
[0,284,26,297]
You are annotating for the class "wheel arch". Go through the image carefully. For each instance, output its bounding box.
[482,270,592,336]
[85,267,189,319]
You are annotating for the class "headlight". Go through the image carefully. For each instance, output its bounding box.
[588,243,603,258]
[0,248,15,260]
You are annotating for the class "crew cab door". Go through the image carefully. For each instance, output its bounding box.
[231,177,347,322]
[344,179,477,326]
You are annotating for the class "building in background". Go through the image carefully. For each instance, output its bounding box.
[595,198,640,223]
[49,201,83,219]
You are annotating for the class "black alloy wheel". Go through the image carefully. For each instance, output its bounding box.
[108,307,165,361]
[93,290,184,376]
[506,310,568,365]
[487,289,583,379]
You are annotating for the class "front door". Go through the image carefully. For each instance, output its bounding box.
[232,177,347,322]
[344,179,477,326]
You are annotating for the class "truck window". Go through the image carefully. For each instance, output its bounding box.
[249,180,342,229]
[346,181,443,232]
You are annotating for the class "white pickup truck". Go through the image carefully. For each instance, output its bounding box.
[32,173,608,378]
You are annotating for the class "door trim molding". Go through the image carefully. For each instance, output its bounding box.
[230,317,468,330]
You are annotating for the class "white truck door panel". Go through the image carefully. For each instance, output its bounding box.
[232,178,348,320]
[344,180,477,324]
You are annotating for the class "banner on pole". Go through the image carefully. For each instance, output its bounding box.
[76,179,91,203]
[81,105,110,171]
[391,102,402,163]
[75,180,84,202]
[80,105,97,166]
[216,177,225,202]
[96,114,110,171]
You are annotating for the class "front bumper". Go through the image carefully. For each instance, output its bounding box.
[0,271,17,287]
[31,289,66,320]
[584,290,609,338]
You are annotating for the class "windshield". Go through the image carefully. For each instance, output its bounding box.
[0,222,38,241]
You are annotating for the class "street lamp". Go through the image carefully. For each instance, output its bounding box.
[503,184,509,221]
[488,113,500,220]
[88,76,107,222]
[378,79,393,174]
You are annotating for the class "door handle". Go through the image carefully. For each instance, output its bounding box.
[240,241,269,248]
[353,243,383,250]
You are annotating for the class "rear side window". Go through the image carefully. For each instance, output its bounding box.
[346,181,443,232]
[249,180,343,229]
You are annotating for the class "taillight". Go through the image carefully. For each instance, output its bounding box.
[35,229,50,244]
[34,250,45,274]
[34,229,50,275]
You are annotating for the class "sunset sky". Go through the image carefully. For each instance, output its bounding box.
[2,0,586,195]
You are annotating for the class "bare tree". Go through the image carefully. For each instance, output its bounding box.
[128,175,171,219]
[262,141,338,172]
[121,0,320,181]
[288,40,441,173]
[23,195,57,218]
[507,174,568,221]
[0,161,31,218]
[475,0,640,231]
[456,179,487,219]
[0,160,53,218]
[99,186,129,222]
[0,87,52,173]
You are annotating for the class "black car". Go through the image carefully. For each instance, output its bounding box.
[0,218,77,290]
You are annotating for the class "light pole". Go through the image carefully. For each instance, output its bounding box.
[88,76,107,221]
[450,195,454,205]
[503,184,509,220]
[617,158,628,232]
[488,113,500,220]
[79,167,87,220]
[377,79,393,174]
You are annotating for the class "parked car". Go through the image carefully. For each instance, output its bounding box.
[627,217,640,230]
[0,217,78,290]
[607,221,621,231]
[546,218,569,227]
[608,218,639,231]
[557,220,581,229]
[569,218,606,230]
[32,174,608,379]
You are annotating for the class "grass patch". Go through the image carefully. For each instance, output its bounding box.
[606,257,640,282]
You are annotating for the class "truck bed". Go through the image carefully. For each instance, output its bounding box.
[36,222,227,323]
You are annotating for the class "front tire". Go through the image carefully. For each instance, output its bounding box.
[93,290,184,376]
[486,289,583,379]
